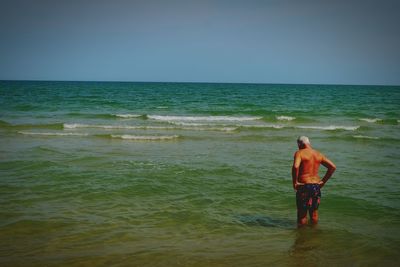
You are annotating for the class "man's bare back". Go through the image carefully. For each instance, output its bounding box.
[292,142,336,189]
[295,148,327,184]
[292,136,336,226]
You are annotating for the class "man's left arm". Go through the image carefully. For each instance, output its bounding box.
[319,154,336,188]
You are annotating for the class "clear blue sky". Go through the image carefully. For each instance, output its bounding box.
[1,0,399,85]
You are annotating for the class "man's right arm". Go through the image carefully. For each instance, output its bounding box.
[320,154,336,188]
[292,151,302,190]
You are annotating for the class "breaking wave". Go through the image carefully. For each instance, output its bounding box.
[110,134,180,141]
[114,114,144,118]
[147,115,262,122]
[167,122,359,131]
[63,123,236,132]
[276,116,296,121]
[295,125,359,131]
[18,131,89,136]
[240,124,285,129]
[359,118,382,123]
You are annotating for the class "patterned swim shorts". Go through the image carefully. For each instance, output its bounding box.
[296,184,321,211]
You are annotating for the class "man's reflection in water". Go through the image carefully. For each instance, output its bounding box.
[289,227,324,266]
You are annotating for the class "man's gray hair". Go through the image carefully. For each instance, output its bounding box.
[297,136,310,145]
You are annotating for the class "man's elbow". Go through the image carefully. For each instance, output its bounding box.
[330,164,337,172]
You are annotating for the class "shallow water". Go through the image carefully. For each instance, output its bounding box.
[0,81,399,266]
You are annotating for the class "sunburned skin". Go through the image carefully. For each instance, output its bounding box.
[292,137,336,226]
[296,148,329,184]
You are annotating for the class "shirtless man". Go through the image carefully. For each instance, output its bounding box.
[292,136,336,226]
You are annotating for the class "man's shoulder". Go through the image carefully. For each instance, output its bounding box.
[312,148,321,154]
[312,149,326,160]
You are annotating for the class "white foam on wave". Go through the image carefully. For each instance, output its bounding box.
[170,121,358,131]
[359,118,382,123]
[148,115,262,122]
[64,123,85,129]
[295,125,359,131]
[241,124,285,129]
[233,124,358,131]
[276,116,296,121]
[115,114,142,118]
[172,121,285,130]
[63,122,359,133]
[64,123,167,130]
[111,134,180,140]
[64,123,236,132]
[192,126,237,132]
[353,135,379,140]
[168,122,206,126]
[18,131,89,136]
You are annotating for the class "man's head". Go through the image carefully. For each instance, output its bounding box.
[297,136,310,149]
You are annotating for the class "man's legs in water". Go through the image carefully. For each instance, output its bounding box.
[297,209,308,227]
[310,209,319,225]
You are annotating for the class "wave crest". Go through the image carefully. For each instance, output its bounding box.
[110,134,180,141]
[295,125,359,131]
[18,131,89,136]
[63,123,236,132]
[359,118,382,123]
[148,115,262,122]
[115,114,143,118]
[276,116,296,121]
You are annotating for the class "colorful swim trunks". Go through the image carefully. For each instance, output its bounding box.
[296,184,321,210]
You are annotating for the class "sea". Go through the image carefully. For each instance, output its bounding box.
[0,81,399,266]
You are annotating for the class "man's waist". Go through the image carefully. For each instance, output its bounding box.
[298,176,320,182]
[297,183,320,189]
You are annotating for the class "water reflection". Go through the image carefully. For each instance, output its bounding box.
[289,227,324,266]
[236,214,295,229]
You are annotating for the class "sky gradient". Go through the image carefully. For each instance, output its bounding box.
[1,0,399,85]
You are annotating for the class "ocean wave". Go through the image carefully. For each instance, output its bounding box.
[353,135,379,140]
[235,124,359,131]
[175,122,238,131]
[114,114,144,118]
[240,124,358,131]
[169,121,275,130]
[66,112,146,119]
[168,122,209,127]
[67,112,120,119]
[240,124,285,129]
[276,116,296,121]
[65,123,182,130]
[64,123,165,130]
[168,122,358,131]
[359,118,382,123]
[110,134,180,141]
[18,131,89,136]
[295,125,359,131]
[147,115,262,122]
[10,121,358,133]
[63,123,237,132]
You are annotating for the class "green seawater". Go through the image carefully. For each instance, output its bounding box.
[0,81,399,266]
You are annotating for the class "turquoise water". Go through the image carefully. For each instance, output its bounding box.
[0,81,399,266]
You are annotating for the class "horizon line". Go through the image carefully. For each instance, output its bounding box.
[0,79,399,87]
